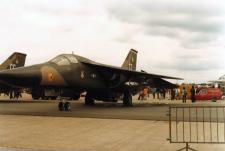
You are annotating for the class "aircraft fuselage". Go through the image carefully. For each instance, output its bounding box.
[0,54,137,101]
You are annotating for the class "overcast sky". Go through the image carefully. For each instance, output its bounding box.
[0,0,224,83]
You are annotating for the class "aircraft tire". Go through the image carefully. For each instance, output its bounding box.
[58,102,65,111]
[72,94,80,100]
[41,96,48,100]
[65,102,71,111]
[85,94,95,106]
[51,96,57,100]
[123,91,133,107]
[31,93,40,100]
[32,96,40,100]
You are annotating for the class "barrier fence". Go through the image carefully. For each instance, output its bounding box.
[168,105,225,151]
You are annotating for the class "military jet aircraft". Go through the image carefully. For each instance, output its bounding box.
[0,49,181,110]
[209,75,225,86]
[0,52,26,96]
[208,75,225,95]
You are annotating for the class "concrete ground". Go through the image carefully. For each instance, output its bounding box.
[1,94,225,151]
[1,115,225,151]
[0,98,225,121]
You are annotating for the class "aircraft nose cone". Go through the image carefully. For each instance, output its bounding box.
[0,66,42,87]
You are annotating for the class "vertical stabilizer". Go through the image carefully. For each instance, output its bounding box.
[0,52,27,70]
[121,49,138,71]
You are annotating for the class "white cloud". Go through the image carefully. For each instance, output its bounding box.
[0,0,224,83]
[108,0,225,47]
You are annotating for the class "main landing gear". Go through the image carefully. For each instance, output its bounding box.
[123,91,133,107]
[85,93,95,106]
[58,101,71,111]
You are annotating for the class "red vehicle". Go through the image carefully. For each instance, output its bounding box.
[195,88,222,101]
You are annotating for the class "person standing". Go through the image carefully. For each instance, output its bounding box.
[156,88,160,100]
[159,89,164,100]
[182,87,187,103]
[151,88,156,99]
[175,89,179,100]
[171,89,175,100]
[9,90,13,100]
[138,89,144,100]
[143,88,148,100]
[147,87,150,98]
[162,89,166,99]
[190,85,196,103]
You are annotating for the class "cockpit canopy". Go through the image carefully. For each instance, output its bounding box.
[50,54,79,66]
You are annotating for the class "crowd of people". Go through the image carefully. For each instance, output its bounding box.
[138,85,197,103]
[0,89,22,100]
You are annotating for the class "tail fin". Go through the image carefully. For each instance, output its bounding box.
[121,49,138,71]
[0,52,27,70]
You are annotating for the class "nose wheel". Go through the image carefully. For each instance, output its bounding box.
[58,101,71,111]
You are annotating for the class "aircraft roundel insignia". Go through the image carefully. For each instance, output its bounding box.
[16,59,19,64]
[81,71,85,79]
[48,73,54,82]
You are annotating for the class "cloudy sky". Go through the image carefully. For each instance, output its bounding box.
[0,0,224,83]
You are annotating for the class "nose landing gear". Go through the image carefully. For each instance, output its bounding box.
[58,101,71,111]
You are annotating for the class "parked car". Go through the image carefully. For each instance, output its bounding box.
[195,88,222,101]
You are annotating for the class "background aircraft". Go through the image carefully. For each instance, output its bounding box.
[0,49,181,110]
[0,52,27,97]
[0,52,26,70]
[208,75,225,95]
[209,75,225,86]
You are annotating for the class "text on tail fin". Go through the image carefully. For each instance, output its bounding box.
[0,52,27,70]
[121,49,138,71]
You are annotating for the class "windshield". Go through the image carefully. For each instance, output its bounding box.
[65,55,78,64]
[51,56,70,66]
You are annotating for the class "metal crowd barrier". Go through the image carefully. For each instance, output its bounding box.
[168,105,225,151]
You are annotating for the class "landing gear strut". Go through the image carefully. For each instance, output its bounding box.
[58,101,71,111]
[31,92,40,100]
[85,93,95,106]
[123,91,133,107]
